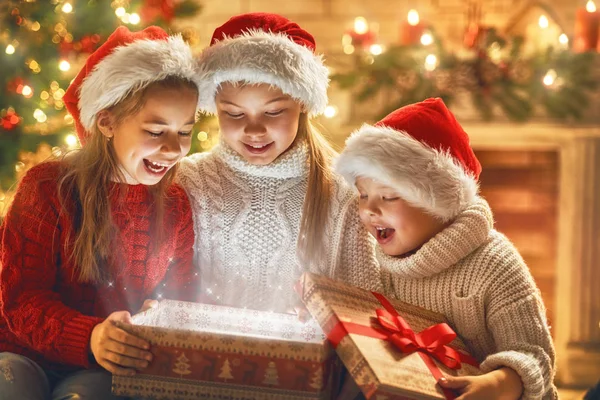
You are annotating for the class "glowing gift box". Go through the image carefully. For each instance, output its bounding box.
[111,300,340,399]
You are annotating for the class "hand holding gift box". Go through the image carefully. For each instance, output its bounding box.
[111,300,341,400]
[298,272,482,400]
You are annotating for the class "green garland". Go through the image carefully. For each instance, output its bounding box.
[331,28,599,122]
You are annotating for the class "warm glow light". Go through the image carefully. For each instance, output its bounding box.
[354,17,368,34]
[369,44,383,55]
[21,85,33,97]
[324,105,337,118]
[65,134,78,148]
[197,131,208,141]
[115,7,126,17]
[59,60,70,71]
[5,44,15,54]
[407,10,420,26]
[424,54,438,71]
[538,15,549,29]
[34,109,47,123]
[559,34,569,45]
[586,1,597,12]
[420,33,433,46]
[129,13,140,25]
[31,22,41,31]
[61,3,73,13]
[343,44,355,54]
[543,69,557,86]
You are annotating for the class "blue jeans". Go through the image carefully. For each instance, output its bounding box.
[0,352,128,400]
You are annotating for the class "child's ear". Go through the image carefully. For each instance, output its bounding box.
[96,110,115,139]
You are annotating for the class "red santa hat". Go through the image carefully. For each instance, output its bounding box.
[64,26,198,145]
[196,12,329,117]
[335,98,482,222]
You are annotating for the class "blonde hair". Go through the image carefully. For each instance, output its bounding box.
[56,77,198,283]
[295,113,337,269]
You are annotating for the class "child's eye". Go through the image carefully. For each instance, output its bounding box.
[358,194,368,200]
[265,109,284,117]
[225,111,244,119]
[178,131,193,137]
[145,130,162,137]
[382,196,399,202]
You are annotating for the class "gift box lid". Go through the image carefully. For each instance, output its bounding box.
[298,272,481,399]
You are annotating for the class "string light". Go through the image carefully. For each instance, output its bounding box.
[129,13,140,25]
[21,85,33,97]
[407,10,420,26]
[197,131,208,141]
[369,44,383,55]
[65,134,78,148]
[420,32,434,46]
[424,54,438,71]
[61,2,73,13]
[323,105,338,118]
[353,17,368,34]
[31,22,41,31]
[115,7,126,17]
[538,15,549,29]
[33,109,47,123]
[343,44,355,54]
[5,45,15,55]
[59,60,70,71]
[543,69,557,86]
[559,34,569,45]
[587,1,597,12]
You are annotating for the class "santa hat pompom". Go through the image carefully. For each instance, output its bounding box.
[335,98,481,222]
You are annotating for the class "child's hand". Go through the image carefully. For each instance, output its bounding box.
[90,311,153,376]
[438,367,523,400]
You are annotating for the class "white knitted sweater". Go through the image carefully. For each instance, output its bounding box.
[177,141,382,313]
[380,198,557,400]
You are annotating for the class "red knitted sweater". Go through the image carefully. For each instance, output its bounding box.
[0,161,199,370]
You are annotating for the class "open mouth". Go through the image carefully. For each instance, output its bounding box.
[375,227,396,244]
[243,142,274,154]
[143,159,170,175]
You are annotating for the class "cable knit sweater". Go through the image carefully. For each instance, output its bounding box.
[0,162,198,370]
[380,198,556,400]
[177,141,382,313]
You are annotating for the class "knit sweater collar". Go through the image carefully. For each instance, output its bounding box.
[109,182,151,205]
[214,139,309,179]
[377,197,494,279]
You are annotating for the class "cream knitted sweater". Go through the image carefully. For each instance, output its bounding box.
[177,141,382,313]
[380,198,556,400]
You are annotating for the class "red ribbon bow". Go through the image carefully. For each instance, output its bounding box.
[375,308,464,369]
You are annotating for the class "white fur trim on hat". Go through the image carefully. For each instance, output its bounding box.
[334,124,479,222]
[78,35,198,131]
[196,30,329,117]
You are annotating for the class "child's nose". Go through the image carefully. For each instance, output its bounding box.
[244,121,267,136]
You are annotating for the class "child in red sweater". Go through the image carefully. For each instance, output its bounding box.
[0,26,200,399]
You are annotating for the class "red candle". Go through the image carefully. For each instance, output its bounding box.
[574,1,600,52]
[400,10,425,46]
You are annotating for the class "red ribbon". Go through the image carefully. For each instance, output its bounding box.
[326,291,479,400]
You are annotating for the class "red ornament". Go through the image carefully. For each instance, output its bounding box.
[1,110,21,130]
[345,29,376,49]
[140,0,176,24]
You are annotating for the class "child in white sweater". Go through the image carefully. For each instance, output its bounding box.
[177,13,381,313]
[335,98,556,400]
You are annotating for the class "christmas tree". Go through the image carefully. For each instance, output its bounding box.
[0,0,200,192]
[262,361,279,386]
[218,358,234,381]
[172,351,192,378]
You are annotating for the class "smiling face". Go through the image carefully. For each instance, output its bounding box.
[215,82,303,165]
[356,177,449,257]
[98,84,197,185]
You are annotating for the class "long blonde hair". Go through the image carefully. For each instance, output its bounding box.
[295,113,337,269]
[57,77,198,283]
